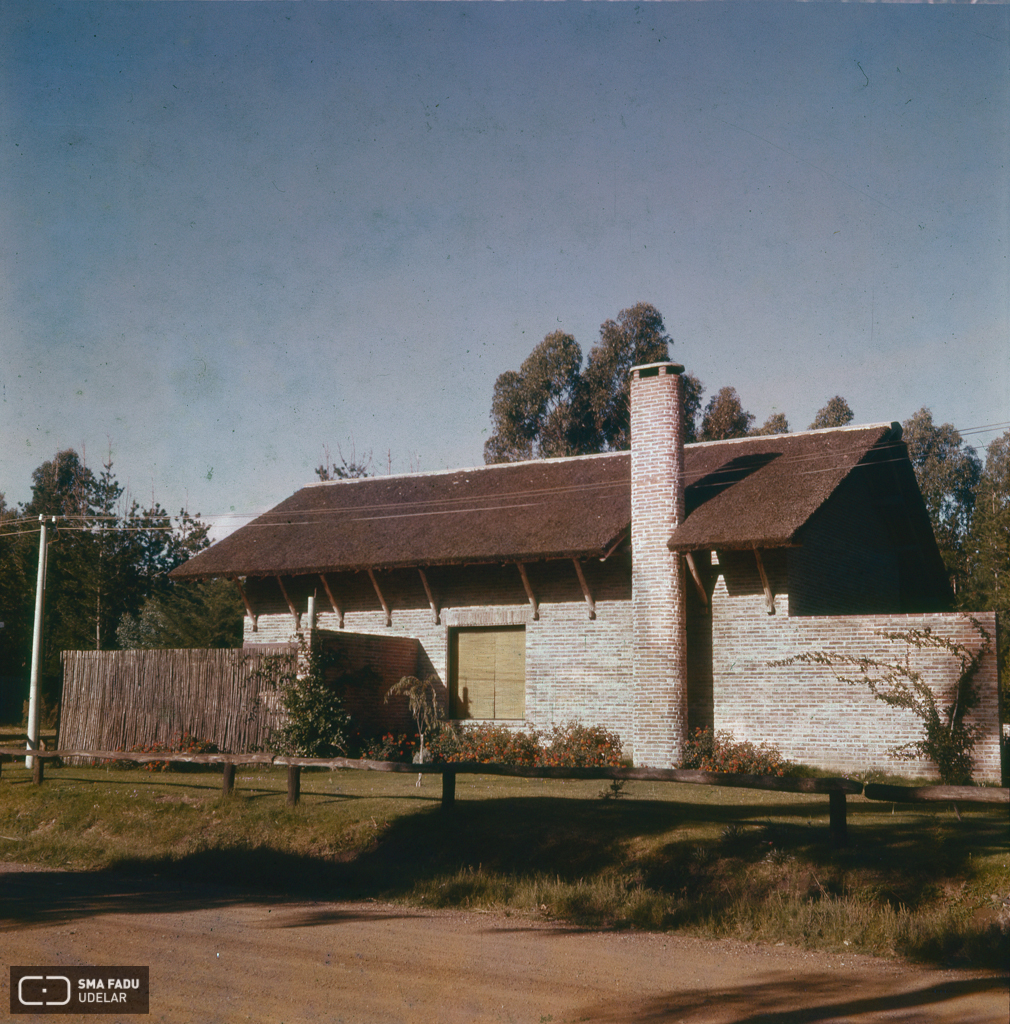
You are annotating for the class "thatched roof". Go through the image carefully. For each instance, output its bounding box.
[171,422,926,579]
[670,423,903,551]
[171,453,631,579]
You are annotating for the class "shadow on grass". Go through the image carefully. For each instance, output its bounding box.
[3,793,1007,970]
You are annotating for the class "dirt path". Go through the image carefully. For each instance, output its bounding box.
[1,866,1006,1024]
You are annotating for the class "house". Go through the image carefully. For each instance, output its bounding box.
[171,364,1002,779]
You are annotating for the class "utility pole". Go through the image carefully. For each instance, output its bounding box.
[26,515,53,769]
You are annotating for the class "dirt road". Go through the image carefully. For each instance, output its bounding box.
[2,866,1006,1023]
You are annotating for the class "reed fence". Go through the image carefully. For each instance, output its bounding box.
[59,647,293,759]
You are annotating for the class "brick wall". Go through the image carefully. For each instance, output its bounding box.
[243,556,636,745]
[244,567,1001,779]
[709,582,1001,781]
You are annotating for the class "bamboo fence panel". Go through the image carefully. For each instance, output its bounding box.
[59,648,296,761]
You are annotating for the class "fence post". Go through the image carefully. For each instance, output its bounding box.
[222,762,236,798]
[287,765,301,807]
[441,769,456,810]
[829,791,847,847]
[32,754,44,786]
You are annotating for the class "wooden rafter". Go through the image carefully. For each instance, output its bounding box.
[684,552,709,612]
[368,569,392,627]
[599,529,628,562]
[572,559,596,620]
[515,562,539,620]
[275,576,301,630]
[319,574,344,629]
[752,546,775,615]
[233,578,258,632]
[418,568,440,625]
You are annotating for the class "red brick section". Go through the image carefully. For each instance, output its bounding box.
[317,631,421,735]
[630,363,688,767]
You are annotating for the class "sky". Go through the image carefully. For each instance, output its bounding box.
[3,1,1008,541]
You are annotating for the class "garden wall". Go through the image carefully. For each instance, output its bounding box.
[711,601,1001,782]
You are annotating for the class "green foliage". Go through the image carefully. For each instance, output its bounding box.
[355,732,418,762]
[681,371,705,444]
[750,412,790,436]
[963,429,1010,718]
[810,396,854,430]
[254,638,352,758]
[581,303,674,452]
[680,728,793,776]
[0,449,211,707]
[384,675,442,761]
[775,619,992,784]
[699,386,754,441]
[425,720,624,767]
[541,723,626,767]
[484,303,672,462]
[116,578,244,650]
[21,694,60,731]
[902,409,982,595]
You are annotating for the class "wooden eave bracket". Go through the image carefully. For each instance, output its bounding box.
[368,568,392,627]
[418,568,440,625]
[572,559,596,620]
[683,552,709,613]
[233,578,258,632]
[319,573,344,629]
[515,562,539,620]
[276,576,301,630]
[752,546,775,615]
[600,529,629,562]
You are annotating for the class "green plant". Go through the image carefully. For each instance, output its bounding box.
[427,722,541,765]
[252,636,352,758]
[542,722,625,767]
[424,720,624,768]
[356,731,417,763]
[775,618,992,785]
[22,696,60,731]
[384,675,442,762]
[680,728,793,776]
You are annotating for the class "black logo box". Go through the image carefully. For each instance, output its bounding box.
[10,967,149,1015]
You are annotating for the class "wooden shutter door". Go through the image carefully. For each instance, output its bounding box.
[451,627,525,720]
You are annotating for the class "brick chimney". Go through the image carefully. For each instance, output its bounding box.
[629,362,688,768]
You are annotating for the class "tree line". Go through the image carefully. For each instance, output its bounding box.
[485,303,1010,675]
[0,450,243,720]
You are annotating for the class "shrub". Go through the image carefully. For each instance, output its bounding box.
[425,720,625,768]
[542,723,625,767]
[680,727,792,777]
[251,637,354,758]
[355,732,417,763]
[427,722,541,765]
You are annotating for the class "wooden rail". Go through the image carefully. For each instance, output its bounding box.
[864,782,1010,805]
[3,747,1006,847]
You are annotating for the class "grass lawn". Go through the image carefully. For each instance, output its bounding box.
[1,760,1007,970]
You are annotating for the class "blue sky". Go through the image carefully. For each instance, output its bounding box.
[3,2,1008,539]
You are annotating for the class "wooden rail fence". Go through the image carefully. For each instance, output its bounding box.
[3,746,1006,848]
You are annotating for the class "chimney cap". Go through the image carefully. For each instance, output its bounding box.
[631,362,684,379]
